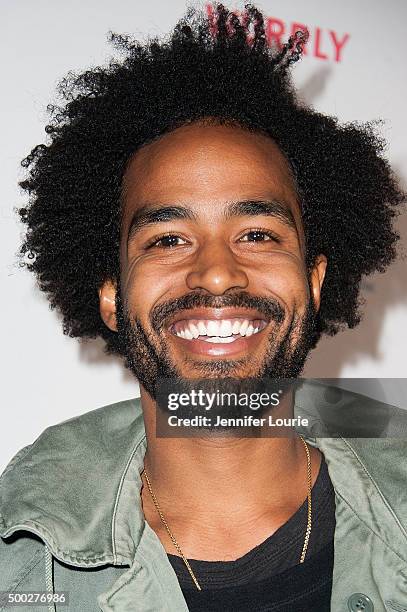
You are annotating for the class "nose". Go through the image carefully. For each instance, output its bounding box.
[186,239,249,295]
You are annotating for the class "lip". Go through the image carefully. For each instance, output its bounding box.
[169,328,269,356]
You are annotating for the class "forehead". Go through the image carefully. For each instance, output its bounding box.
[122,122,301,221]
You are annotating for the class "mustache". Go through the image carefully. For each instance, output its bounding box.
[150,291,285,331]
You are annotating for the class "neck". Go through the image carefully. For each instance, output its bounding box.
[139,385,321,560]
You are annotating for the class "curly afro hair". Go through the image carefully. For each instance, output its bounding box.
[17,3,405,359]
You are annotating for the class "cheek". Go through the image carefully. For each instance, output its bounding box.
[243,251,311,309]
[121,258,179,323]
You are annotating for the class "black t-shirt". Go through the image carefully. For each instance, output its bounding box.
[168,456,336,611]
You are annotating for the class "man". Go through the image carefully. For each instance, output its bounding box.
[1,4,406,612]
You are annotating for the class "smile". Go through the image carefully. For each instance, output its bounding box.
[170,318,268,344]
[165,307,275,357]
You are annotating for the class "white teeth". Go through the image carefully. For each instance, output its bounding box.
[239,320,249,336]
[207,320,219,336]
[174,318,266,339]
[197,321,207,336]
[220,320,233,337]
[189,323,200,339]
[232,320,241,334]
[246,324,254,337]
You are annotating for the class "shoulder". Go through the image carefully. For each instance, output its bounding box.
[345,437,407,498]
[1,396,143,479]
[37,395,143,443]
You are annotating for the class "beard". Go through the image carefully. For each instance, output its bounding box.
[114,284,319,403]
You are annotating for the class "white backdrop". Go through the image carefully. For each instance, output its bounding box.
[1,0,406,471]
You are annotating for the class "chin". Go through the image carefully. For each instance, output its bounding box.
[175,356,263,380]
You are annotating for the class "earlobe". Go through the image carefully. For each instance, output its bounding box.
[310,255,327,312]
[99,279,118,332]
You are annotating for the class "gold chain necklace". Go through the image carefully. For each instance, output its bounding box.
[143,435,312,591]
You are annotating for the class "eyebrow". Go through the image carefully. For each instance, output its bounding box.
[225,200,296,229]
[126,199,297,245]
[127,206,197,245]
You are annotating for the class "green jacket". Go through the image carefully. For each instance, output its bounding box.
[1,385,407,612]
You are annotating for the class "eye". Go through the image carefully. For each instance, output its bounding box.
[146,233,188,249]
[239,229,281,243]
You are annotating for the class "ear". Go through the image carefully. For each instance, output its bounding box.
[309,255,327,312]
[99,279,118,332]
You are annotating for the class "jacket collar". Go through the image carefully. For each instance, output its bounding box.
[1,383,407,569]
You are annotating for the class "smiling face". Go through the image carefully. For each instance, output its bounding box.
[99,122,327,397]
